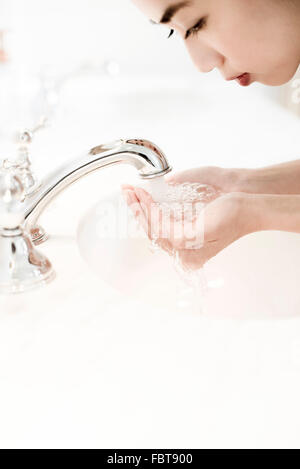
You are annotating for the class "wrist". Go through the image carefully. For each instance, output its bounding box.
[228,166,290,195]
[225,167,267,194]
[244,193,300,233]
[239,193,266,234]
[222,168,250,192]
[233,162,300,195]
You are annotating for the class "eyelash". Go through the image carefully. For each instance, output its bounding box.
[167,17,207,40]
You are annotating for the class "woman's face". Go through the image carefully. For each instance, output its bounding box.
[132,0,300,86]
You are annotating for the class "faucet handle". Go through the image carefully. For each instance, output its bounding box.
[2,128,40,196]
[0,169,25,230]
[0,170,24,202]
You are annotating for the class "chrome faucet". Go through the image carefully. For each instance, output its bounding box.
[0,138,172,294]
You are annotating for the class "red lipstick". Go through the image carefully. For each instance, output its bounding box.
[227,72,251,87]
[235,73,251,86]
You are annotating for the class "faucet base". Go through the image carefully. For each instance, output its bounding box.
[0,229,55,294]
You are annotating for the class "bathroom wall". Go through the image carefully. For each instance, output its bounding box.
[0,0,198,77]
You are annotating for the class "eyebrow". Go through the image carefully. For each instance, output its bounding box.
[150,1,192,25]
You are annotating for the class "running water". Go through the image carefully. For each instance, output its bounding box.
[142,177,220,204]
[136,177,224,311]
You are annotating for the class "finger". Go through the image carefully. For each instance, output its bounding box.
[134,187,155,206]
[134,188,187,249]
[125,189,180,257]
[122,189,177,257]
[122,189,139,213]
[134,187,158,238]
[134,188,179,248]
[136,187,181,241]
[121,184,136,191]
[123,189,150,236]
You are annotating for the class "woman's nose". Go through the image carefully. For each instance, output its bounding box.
[185,41,224,74]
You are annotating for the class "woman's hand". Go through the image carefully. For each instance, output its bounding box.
[165,166,249,193]
[165,160,300,196]
[122,186,260,270]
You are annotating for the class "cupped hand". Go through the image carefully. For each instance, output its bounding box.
[122,185,258,270]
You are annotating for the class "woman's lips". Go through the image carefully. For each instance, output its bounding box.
[236,73,251,86]
[227,72,252,87]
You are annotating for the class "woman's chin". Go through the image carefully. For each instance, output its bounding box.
[258,68,299,86]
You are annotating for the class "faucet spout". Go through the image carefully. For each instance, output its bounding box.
[24,138,172,235]
[89,139,171,179]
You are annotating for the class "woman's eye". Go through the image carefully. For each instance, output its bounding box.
[166,17,207,40]
[185,17,207,40]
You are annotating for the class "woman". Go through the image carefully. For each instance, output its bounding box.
[122,0,300,270]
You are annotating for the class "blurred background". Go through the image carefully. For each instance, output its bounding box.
[0,0,193,73]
